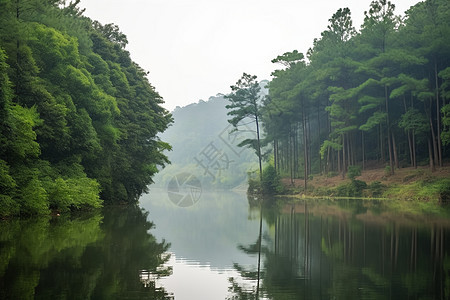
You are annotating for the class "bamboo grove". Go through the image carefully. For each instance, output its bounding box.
[260,0,450,186]
[0,0,172,216]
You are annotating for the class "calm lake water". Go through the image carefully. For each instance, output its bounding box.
[1,189,449,299]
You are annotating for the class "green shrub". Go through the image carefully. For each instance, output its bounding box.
[347,165,361,179]
[248,178,261,195]
[335,179,368,197]
[349,179,367,197]
[261,164,283,195]
[436,179,450,203]
[367,181,385,198]
[335,184,349,197]
[384,165,391,176]
[327,171,339,178]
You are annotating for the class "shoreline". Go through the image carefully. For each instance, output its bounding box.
[276,165,450,202]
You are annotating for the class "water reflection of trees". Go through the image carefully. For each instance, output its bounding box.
[0,206,173,299]
[229,198,450,299]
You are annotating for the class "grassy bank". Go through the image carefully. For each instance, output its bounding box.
[280,165,450,203]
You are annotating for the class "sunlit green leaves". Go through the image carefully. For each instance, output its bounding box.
[7,105,41,159]
[0,1,171,215]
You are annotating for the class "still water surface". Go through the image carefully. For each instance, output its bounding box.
[1,190,449,299]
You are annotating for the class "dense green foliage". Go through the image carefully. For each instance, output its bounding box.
[261,0,450,188]
[0,0,171,216]
[247,164,283,196]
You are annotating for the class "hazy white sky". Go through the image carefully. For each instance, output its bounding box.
[79,0,418,111]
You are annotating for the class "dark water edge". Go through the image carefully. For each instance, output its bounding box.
[0,195,449,299]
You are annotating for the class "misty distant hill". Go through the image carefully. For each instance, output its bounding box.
[152,81,268,190]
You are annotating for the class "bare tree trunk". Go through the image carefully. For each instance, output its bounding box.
[337,149,341,175]
[407,130,414,167]
[385,85,394,175]
[429,112,438,171]
[307,115,311,175]
[342,135,346,179]
[255,112,263,181]
[362,131,365,171]
[290,132,294,185]
[435,60,442,167]
[403,96,414,167]
[302,107,308,190]
[318,104,322,174]
[274,139,278,173]
[292,127,296,179]
[326,146,331,175]
[428,137,435,172]
[412,131,417,168]
[351,135,356,166]
[392,132,399,169]
[346,133,351,167]
[379,123,385,163]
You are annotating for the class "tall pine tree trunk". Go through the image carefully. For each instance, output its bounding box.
[407,130,413,167]
[342,134,346,179]
[326,146,331,175]
[307,115,311,175]
[429,111,438,171]
[255,113,263,181]
[351,135,356,166]
[289,132,293,185]
[273,139,278,174]
[294,125,299,178]
[412,132,416,169]
[385,85,394,175]
[302,106,308,190]
[362,131,365,170]
[337,149,341,174]
[347,133,352,170]
[392,132,399,169]
[435,60,442,167]
[403,96,414,168]
[428,137,435,172]
[379,123,385,164]
[317,104,322,174]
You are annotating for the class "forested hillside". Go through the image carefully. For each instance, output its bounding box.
[0,0,172,216]
[152,89,267,190]
[260,0,450,186]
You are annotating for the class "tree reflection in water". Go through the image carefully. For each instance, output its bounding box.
[227,204,264,300]
[228,197,450,300]
[0,206,173,299]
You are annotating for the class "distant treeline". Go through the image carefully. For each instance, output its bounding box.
[261,0,450,184]
[0,0,171,216]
